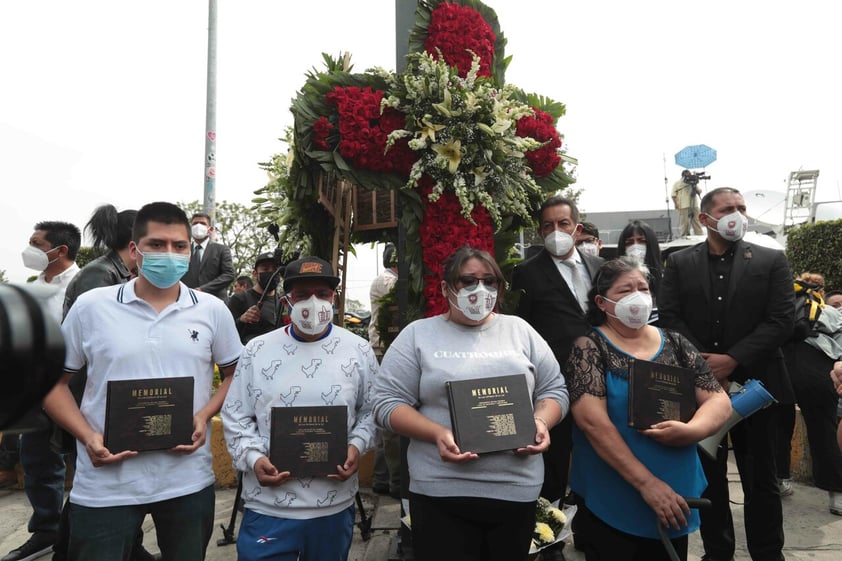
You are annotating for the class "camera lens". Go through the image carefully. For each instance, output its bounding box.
[0,284,65,431]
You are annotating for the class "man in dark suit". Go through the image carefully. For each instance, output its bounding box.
[511,195,604,561]
[181,213,235,302]
[660,187,795,561]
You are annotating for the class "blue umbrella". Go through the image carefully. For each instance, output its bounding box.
[674,144,717,169]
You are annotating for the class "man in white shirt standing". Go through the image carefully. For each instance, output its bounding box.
[24,221,82,322]
[43,202,242,561]
[2,221,80,561]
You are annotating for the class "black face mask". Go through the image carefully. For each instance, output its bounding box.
[257,271,279,292]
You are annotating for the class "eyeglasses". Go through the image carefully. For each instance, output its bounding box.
[287,289,334,303]
[456,276,500,290]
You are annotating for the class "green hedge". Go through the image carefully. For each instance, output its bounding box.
[785,219,842,289]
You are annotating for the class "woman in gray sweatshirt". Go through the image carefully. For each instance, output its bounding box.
[373,246,568,561]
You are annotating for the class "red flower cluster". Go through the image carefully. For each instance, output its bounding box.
[418,178,495,317]
[311,116,333,151]
[425,2,495,78]
[324,86,416,176]
[516,108,562,177]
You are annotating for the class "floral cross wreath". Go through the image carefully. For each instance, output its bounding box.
[272,0,575,320]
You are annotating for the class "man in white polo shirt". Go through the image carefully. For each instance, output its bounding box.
[43,202,242,561]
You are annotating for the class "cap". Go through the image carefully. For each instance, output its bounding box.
[282,256,340,293]
[254,251,276,268]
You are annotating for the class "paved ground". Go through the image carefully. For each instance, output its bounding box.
[0,484,402,561]
[2,460,842,561]
[561,459,842,561]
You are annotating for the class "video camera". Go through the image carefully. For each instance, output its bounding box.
[685,171,711,186]
[266,223,300,274]
[0,284,65,432]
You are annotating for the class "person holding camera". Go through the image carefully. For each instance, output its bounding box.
[227,251,285,345]
[672,169,703,237]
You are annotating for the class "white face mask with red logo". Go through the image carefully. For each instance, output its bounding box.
[707,211,748,242]
[289,295,333,335]
[451,283,497,322]
[602,291,652,329]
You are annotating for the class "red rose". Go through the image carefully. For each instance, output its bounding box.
[516,108,562,177]
[324,86,416,176]
[311,116,334,151]
[425,3,496,78]
[418,182,496,317]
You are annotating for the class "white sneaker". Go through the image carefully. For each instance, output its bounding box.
[830,491,842,516]
[778,478,794,497]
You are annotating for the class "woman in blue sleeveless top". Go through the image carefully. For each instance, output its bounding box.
[565,257,731,561]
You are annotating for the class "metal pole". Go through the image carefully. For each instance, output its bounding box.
[395,0,414,74]
[395,2,416,557]
[203,0,217,224]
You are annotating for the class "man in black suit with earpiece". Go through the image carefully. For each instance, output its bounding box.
[660,187,794,561]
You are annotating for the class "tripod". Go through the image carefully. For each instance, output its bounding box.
[663,154,674,241]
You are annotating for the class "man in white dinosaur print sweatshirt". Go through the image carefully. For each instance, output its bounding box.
[222,256,377,561]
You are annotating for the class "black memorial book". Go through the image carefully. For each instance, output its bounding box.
[104,376,194,452]
[628,359,696,429]
[446,373,535,454]
[270,405,348,477]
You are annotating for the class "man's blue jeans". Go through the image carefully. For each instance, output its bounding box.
[68,484,215,561]
[20,427,65,534]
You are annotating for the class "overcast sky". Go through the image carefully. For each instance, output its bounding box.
[2,0,840,306]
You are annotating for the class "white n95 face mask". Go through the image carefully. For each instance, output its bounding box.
[544,231,574,257]
[578,242,599,257]
[603,291,652,329]
[191,223,209,239]
[625,243,647,263]
[22,245,59,271]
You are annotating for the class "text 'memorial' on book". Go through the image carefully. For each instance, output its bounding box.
[104,376,194,452]
[446,373,535,454]
[627,358,696,430]
[270,405,347,477]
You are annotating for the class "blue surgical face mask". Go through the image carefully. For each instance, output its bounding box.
[136,249,190,289]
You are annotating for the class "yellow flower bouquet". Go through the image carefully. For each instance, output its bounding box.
[530,497,572,554]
